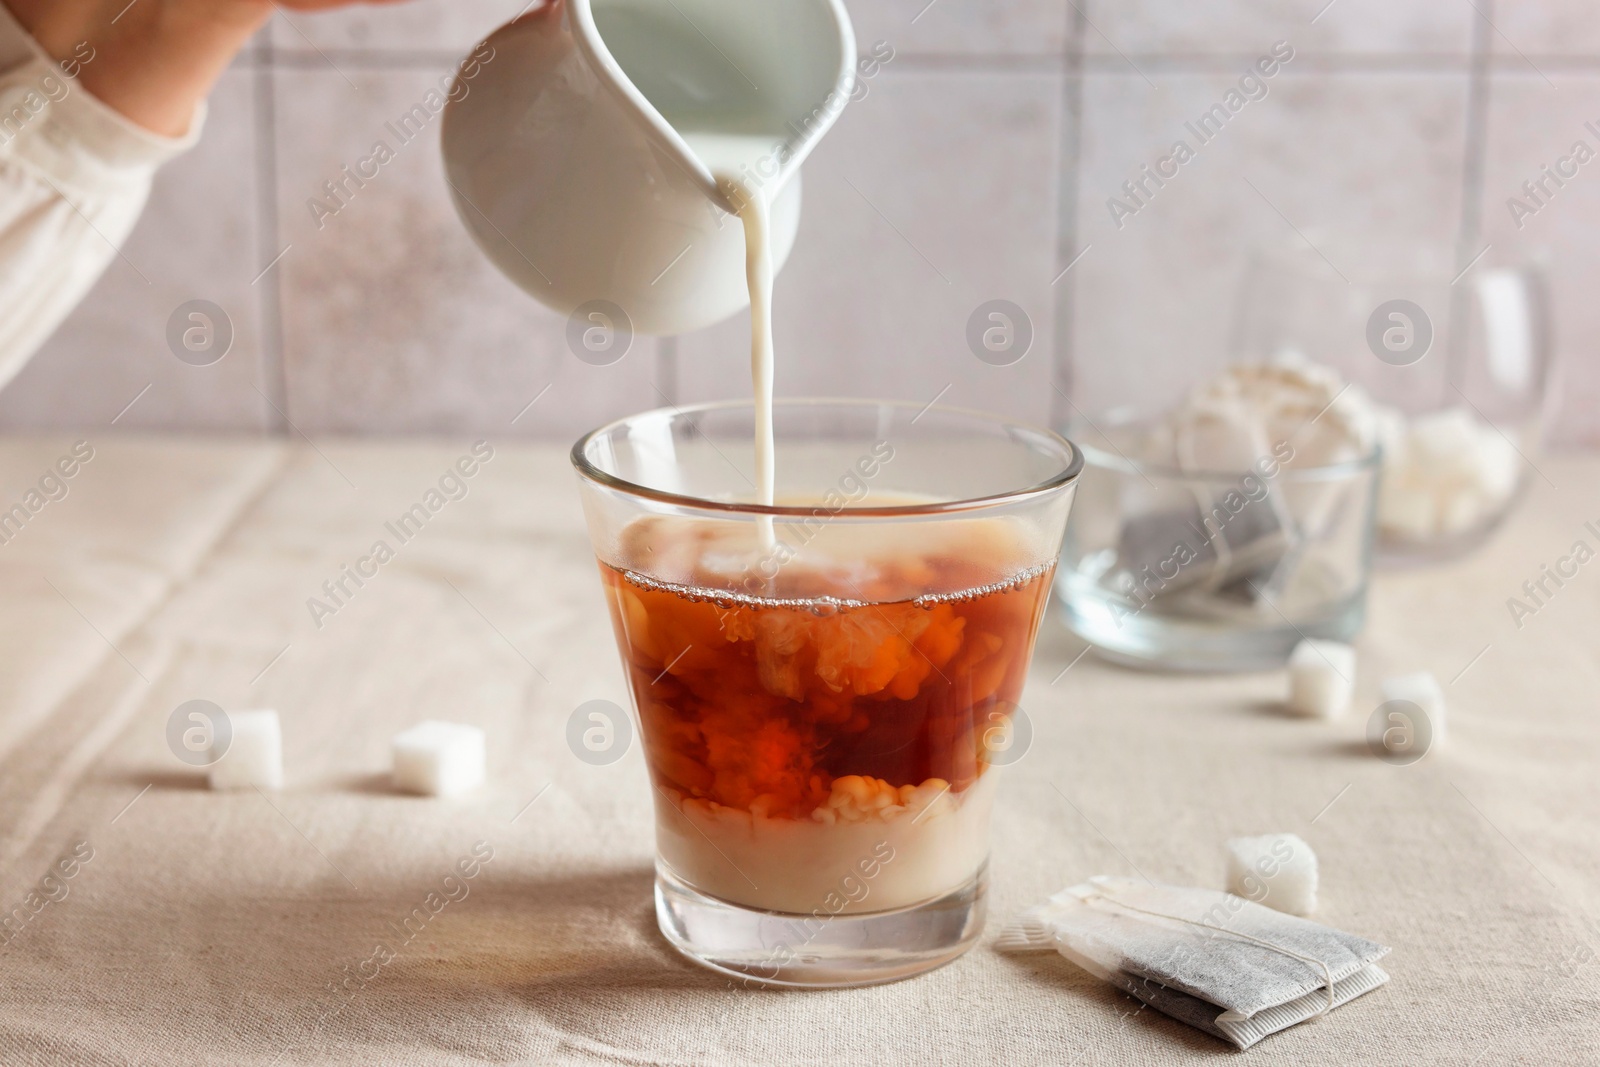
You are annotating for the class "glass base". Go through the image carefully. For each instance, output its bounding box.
[1376,476,1529,568]
[1055,575,1367,672]
[654,862,987,988]
[1376,511,1516,567]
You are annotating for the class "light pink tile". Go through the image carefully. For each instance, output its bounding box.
[1493,1,1600,57]
[673,70,1064,431]
[1083,0,1471,56]
[844,0,1071,58]
[1068,71,1469,419]
[276,1,1070,59]
[272,68,661,438]
[0,71,272,432]
[271,1,524,55]
[1480,73,1600,447]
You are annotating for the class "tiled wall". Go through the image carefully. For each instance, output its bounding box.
[0,0,1591,445]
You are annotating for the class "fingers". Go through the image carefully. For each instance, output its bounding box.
[273,0,415,10]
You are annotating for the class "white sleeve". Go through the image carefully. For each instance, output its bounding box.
[0,28,203,394]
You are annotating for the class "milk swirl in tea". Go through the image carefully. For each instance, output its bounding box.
[601,514,1054,913]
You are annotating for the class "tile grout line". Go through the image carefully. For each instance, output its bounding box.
[1049,0,1089,425]
[255,46,1543,75]
[1445,0,1496,395]
[252,31,290,435]
[1460,10,1495,267]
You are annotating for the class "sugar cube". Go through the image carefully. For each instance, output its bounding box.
[1381,671,1447,749]
[392,720,486,796]
[1410,407,1481,470]
[1287,639,1355,719]
[1226,833,1318,916]
[1439,488,1488,535]
[1474,430,1522,502]
[1378,476,1439,541]
[1378,408,1522,541]
[209,710,283,790]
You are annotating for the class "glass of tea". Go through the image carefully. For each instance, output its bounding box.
[572,399,1081,986]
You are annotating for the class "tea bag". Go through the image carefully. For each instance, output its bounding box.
[1117,354,1382,609]
[1118,388,1298,604]
[997,876,1391,1050]
[1112,490,1293,601]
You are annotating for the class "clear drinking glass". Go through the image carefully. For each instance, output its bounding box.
[572,399,1080,987]
[1055,415,1380,672]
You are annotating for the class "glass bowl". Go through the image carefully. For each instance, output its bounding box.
[1054,414,1380,672]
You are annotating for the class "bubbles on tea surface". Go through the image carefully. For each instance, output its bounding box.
[623,557,1056,614]
[621,570,867,613]
[911,560,1055,608]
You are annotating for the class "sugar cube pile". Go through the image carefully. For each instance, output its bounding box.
[1381,671,1447,750]
[1377,407,1521,542]
[392,720,486,796]
[209,709,283,791]
[1225,832,1318,916]
[1286,639,1355,719]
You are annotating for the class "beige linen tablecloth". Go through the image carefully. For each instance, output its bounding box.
[0,436,1596,1066]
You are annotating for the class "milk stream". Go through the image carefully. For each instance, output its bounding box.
[731,174,776,550]
[683,132,780,553]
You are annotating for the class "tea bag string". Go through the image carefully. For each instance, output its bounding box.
[1175,422,1234,583]
[1094,890,1337,1018]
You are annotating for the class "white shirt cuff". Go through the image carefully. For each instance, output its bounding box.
[0,56,205,191]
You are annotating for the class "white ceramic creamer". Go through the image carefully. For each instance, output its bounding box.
[440,0,856,336]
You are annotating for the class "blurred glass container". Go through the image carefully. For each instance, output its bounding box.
[1231,239,1553,564]
[1055,415,1379,672]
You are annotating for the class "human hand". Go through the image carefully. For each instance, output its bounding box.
[5,0,411,137]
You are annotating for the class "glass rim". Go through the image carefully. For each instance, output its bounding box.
[1070,427,1382,483]
[570,397,1084,518]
